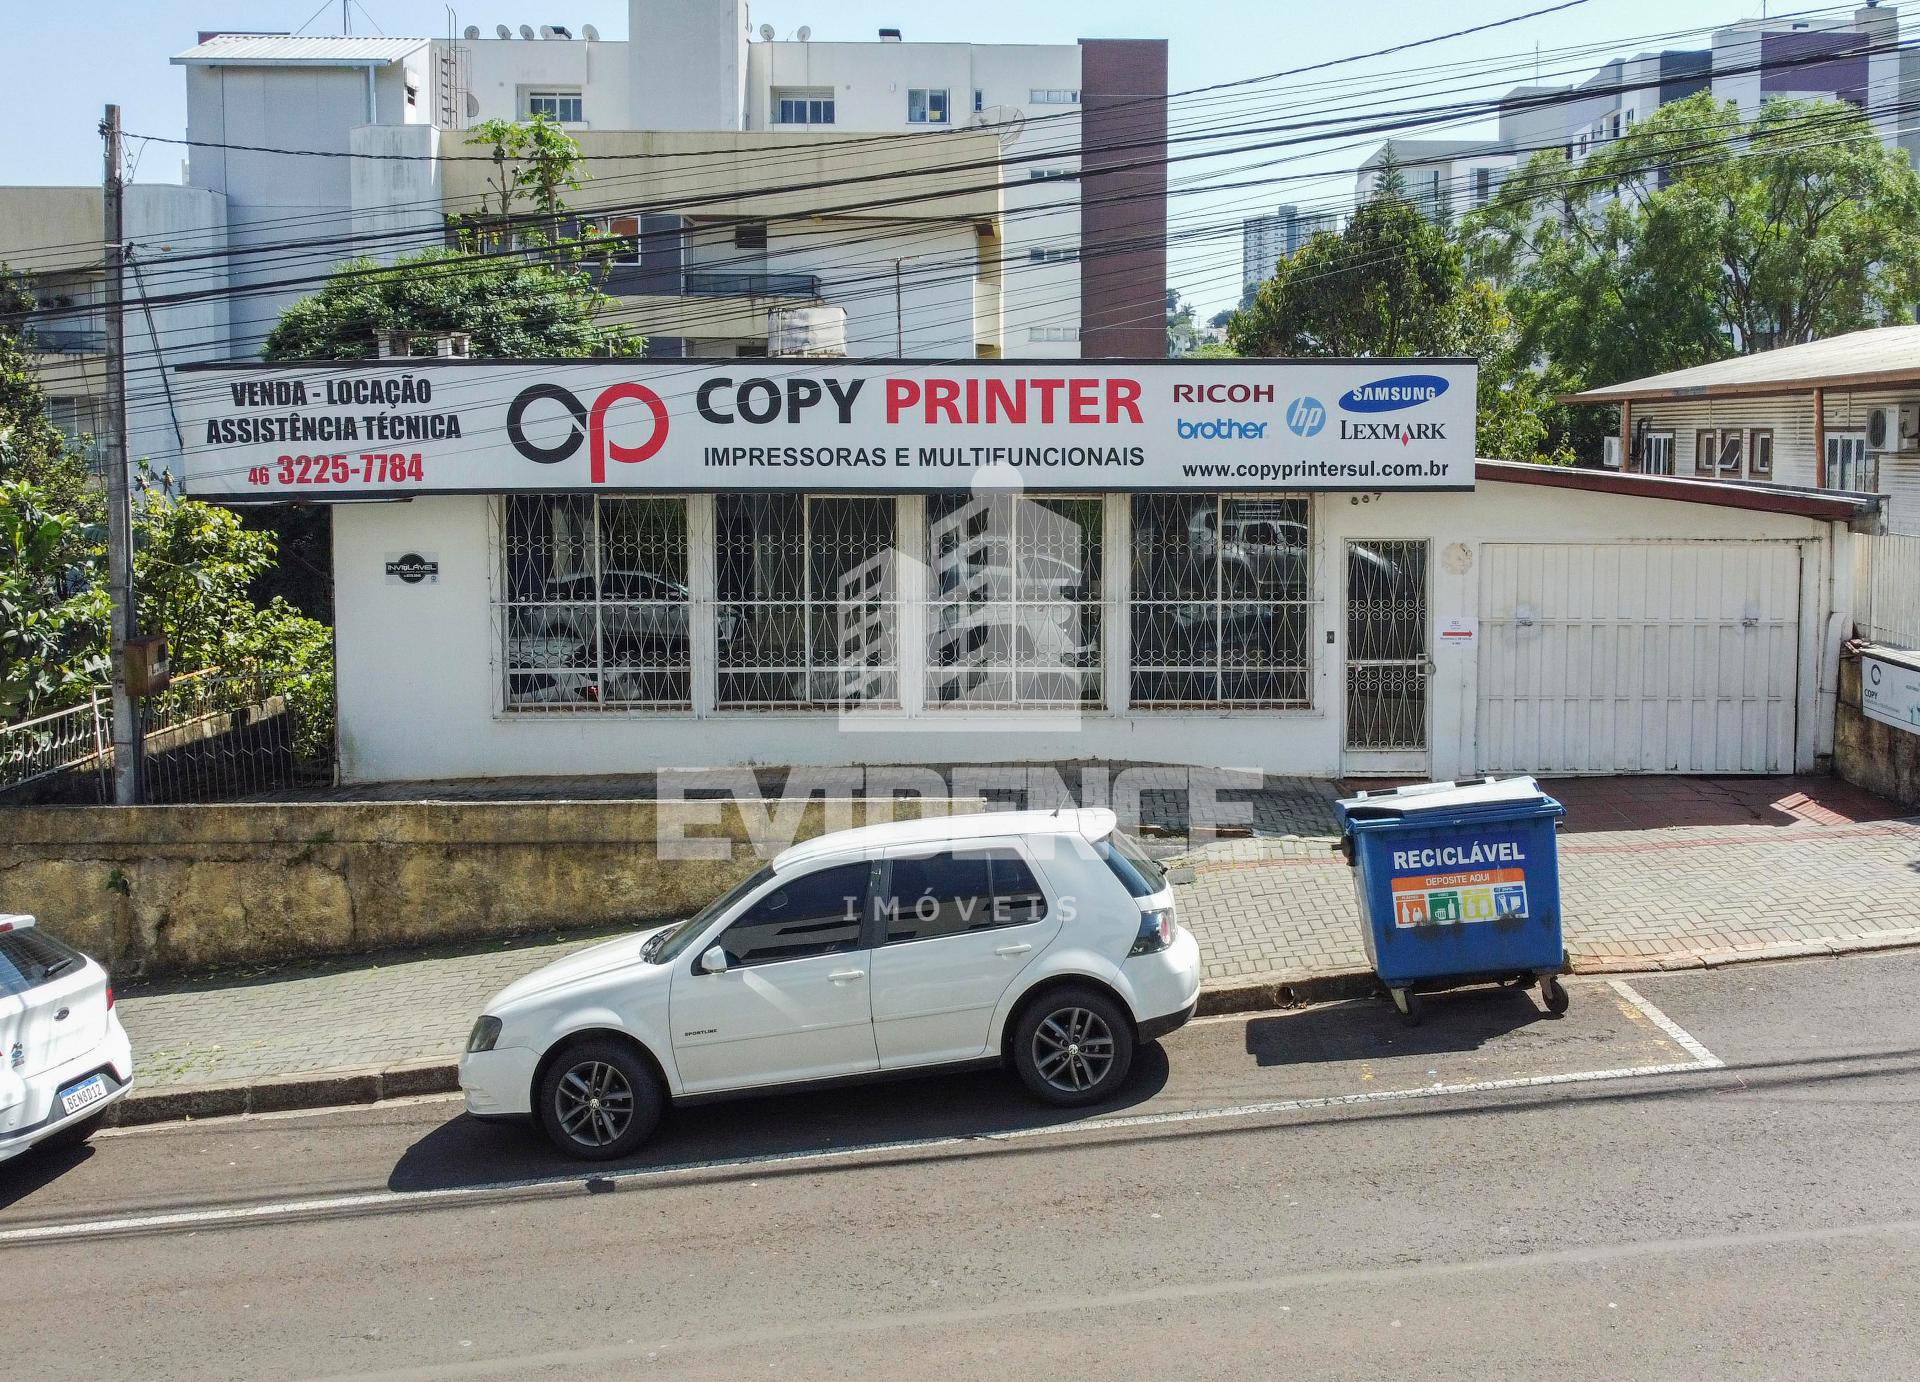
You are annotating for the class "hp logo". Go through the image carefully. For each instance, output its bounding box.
[1286,397,1326,437]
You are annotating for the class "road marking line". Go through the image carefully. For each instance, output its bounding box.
[1607,980,1725,1068]
[0,1055,1723,1247]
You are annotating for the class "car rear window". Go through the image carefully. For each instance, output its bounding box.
[1095,831,1167,898]
[0,930,82,997]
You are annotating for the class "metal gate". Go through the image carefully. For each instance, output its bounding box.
[1344,539,1430,774]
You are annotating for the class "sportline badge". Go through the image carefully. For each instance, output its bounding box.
[175,359,1477,499]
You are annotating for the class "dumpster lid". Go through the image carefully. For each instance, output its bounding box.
[1336,775,1549,818]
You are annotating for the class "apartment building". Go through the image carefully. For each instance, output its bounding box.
[1238,204,1338,302]
[1355,3,1913,220]
[0,3,1167,480]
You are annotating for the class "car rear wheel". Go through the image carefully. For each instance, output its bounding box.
[1012,987,1135,1107]
[536,1038,663,1161]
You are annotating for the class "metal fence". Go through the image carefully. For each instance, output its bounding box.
[1859,533,1920,650]
[0,668,330,805]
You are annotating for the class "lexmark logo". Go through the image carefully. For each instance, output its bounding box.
[1339,420,1447,445]
[1339,374,1449,413]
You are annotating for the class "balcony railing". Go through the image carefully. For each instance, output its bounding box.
[684,271,820,298]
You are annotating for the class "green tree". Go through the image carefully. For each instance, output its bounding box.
[1469,92,1920,388]
[466,114,588,240]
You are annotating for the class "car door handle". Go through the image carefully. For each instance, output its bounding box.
[54,1008,70,1021]
[828,969,866,983]
[994,944,1032,957]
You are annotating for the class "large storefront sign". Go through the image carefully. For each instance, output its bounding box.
[176,359,1478,499]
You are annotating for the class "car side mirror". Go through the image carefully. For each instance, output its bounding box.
[699,945,728,975]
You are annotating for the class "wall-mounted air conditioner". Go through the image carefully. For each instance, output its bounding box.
[1864,402,1920,454]
[1602,435,1622,469]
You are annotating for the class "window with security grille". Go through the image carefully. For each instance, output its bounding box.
[497,496,691,710]
[926,493,1103,708]
[1130,495,1313,707]
[526,90,583,122]
[715,495,898,709]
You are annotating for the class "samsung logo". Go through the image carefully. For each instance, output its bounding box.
[1339,374,1449,413]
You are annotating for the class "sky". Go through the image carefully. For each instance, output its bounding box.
[3,0,1817,318]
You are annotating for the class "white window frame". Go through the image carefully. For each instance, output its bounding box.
[772,88,835,125]
[1642,431,1675,475]
[1749,428,1773,479]
[1826,432,1874,491]
[1028,247,1076,264]
[907,88,950,124]
[1717,429,1744,476]
[1694,428,1718,476]
[594,213,642,266]
[525,90,584,123]
[1029,88,1080,104]
[1027,326,1080,342]
[973,88,984,113]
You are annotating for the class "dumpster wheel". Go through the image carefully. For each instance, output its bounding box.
[1540,975,1570,1016]
[1389,987,1423,1026]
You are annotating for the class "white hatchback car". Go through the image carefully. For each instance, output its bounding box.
[0,915,134,1162]
[461,809,1200,1159]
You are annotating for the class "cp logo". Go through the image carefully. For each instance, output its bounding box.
[507,381,669,483]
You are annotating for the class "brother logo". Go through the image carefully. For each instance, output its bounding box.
[1285,397,1326,437]
[1338,374,1450,413]
[1176,417,1269,440]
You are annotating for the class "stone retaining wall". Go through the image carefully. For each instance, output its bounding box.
[0,797,975,977]
[1835,652,1920,808]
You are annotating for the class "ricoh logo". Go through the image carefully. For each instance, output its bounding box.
[1339,374,1450,413]
[507,381,669,483]
[1340,420,1448,445]
[1176,417,1269,440]
[1285,397,1326,437]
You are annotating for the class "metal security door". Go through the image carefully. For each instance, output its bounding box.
[1343,540,1430,775]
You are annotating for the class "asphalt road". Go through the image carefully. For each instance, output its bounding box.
[3,953,1917,1380]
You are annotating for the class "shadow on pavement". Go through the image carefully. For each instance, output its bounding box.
[1244,985,1549,1068]
[0,1140,99,1210]
[386,1044,1171,1194]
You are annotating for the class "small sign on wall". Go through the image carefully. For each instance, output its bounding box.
[1863,653,1920,734]
[384,552,440,586]
[1438,617,1477,647]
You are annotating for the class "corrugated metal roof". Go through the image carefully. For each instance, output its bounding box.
[1566,326,1920,402]
[172,35,428,66]
[1476,458,1884,528]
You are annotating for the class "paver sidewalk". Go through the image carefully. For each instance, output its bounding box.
[114,775,1920,1099]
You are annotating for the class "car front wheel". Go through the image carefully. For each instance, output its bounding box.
[536,1038,663,1160]
[1012,987,1135,1107]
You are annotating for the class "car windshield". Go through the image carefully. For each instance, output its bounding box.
[1094,829,1168,898]
[646,864,776,964]
[0,929,82,997]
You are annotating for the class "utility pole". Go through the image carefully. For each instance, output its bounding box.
[101,103,140,805]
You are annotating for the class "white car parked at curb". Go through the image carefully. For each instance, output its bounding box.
[0,915,134,1162]
[460,809,1201,1159]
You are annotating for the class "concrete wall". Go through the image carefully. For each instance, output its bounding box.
[1,797,974,978]
[1834,652,1920,806]
[328,479,1834,783]
[458,35,631,127]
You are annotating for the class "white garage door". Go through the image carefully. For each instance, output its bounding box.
[1479,543,1802,774]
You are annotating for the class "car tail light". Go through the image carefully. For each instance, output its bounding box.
[106,984,115,1009]
[1129,908,1175,956]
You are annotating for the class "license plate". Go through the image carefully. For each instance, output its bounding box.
[58,1075,108,1117]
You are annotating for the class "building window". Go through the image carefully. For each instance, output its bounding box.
[908,88,950,124]
[1694,429,1717,475]
[1717,430,1743,476]
[926,492,1103,708]
[499,496,690,710]
[1750,428,1773,479]
[526,90,584,122]
[1826,432,1874,491]
[1028,167,1076,181]
[1625,109,1636,128]
[406,82,419,108]
[1473,167,1492,206]
[1642,431,1675,474]
[1027,247,1076,264]
[1611,112,1621,139]
[716,495,897,709]
[1130,495,1313,708]
[594,214,641,265]
[773,89,835,125]
[734,220,769,250]
[1027,326,1080,342]
[1029,88,1080,104]
[973,88,984,113]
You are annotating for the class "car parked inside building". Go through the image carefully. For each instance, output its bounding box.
[459,809,1200,1159]
[0,915,134,1161]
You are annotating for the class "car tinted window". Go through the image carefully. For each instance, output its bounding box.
[0,929,82,997]
[882,848,1047,944]
[1095,832,1165,898]
[716,862,868,968]
[652,864,774,964]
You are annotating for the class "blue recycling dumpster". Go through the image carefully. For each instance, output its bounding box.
[1333,776,1569,1024]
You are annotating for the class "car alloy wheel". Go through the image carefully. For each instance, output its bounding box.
[1031,1006,1116,1094]
[553,1059,635,1149]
